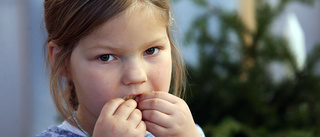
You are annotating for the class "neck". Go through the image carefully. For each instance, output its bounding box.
[74,105,97,136]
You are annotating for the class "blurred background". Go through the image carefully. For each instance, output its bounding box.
[1,0,320,136]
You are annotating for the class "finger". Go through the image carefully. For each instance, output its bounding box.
[144,121,169,137]
[100,98,125,116]
[127,108,142,124]
[113,99,137,118]
[136,120,146,132]
[138,91,179,104]
[138,98,174,115]
[142,110,171,128]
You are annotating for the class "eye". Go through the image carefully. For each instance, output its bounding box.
[98,54,115,62]
[144,47,159,55]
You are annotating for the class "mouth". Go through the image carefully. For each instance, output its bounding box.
[123,95,139,101]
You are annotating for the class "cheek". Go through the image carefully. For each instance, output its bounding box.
[70,63,121,114]
[77,70,117,96]
[149,56,172,92]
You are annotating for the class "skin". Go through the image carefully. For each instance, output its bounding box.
[49,3,201,137]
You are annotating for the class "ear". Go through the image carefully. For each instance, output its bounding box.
[48,41,60,67]
[48,41,71,78]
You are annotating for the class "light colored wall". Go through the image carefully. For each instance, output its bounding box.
[0,0,58,136]
[0,0,32,136]
[173,0,238,66]
[273,1,320,52]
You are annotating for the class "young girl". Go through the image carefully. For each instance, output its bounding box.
[37,0,205,136]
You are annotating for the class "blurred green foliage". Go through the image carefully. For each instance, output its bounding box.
[183,0,320,136]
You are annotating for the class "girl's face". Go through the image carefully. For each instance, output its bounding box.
[68,6,172,120]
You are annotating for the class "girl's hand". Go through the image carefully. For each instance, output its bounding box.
[93,98,146,137]
[138,91,201,137]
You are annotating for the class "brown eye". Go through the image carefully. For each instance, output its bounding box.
[98,54,114,62]
[144,47,159,55]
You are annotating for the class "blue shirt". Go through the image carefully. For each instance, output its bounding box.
[35,121,205,137]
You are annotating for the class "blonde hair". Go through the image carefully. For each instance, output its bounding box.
[43,0,186,125]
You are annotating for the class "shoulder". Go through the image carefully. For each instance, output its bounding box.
[144,124,205,137]
[35,123,205,137]
[34,126,84,137]
[196,124,206,137]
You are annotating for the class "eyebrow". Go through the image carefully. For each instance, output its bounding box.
[86,37,168,52]
[140,37,169,49]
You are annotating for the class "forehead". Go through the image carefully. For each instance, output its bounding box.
[124,2,169,25]
[78,3,169,48]
[100,2,168,34]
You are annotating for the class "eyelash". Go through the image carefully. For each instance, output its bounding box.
[97,47,161,62]
[98,54,115,62]
[144,47,160,55]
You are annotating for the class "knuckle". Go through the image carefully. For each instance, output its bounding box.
[134,109,142,116]
[139,121,146,129]
[150,99,159,108]
[153,91,162,98]
[146,121,156,130]
[123,103,131,109]
[148,111,158,121]
[129,99,138,105]
[135,121,146,137]
[132,109,142,119]
[124,99,137,108]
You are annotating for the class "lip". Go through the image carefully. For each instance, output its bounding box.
[123,94,141,101]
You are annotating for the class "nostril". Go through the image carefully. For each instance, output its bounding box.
[122,70,147,85]
[122,60,148,85]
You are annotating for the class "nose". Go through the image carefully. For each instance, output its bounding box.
[122,59,147,85]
